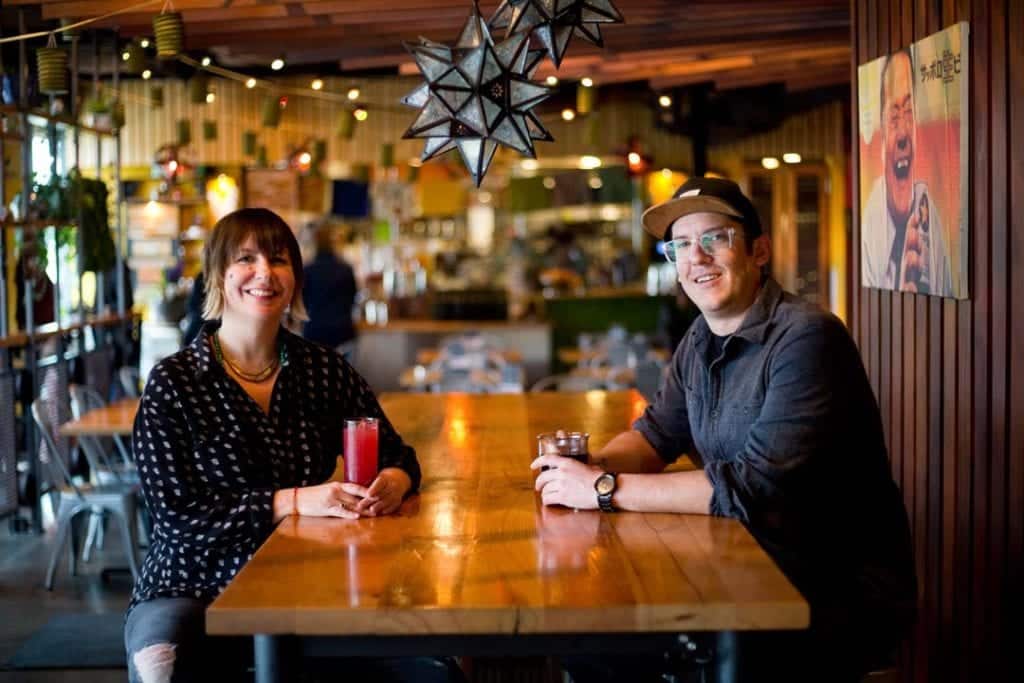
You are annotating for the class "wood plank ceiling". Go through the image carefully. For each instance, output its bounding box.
[5,0,850,93]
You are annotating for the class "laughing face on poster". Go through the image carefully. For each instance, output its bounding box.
[862,49,953,296]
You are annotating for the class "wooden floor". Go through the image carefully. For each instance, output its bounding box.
[0,514,131,682]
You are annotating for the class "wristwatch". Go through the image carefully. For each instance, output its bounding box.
[594,472,618,512]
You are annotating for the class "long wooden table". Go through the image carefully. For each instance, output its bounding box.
[58,397,139,437]
[206,391,808,682]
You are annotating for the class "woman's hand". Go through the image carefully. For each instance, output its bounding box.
[353,468,412,517]
[293,481,371,520]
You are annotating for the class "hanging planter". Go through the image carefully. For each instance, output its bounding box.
[122,41,146,75]
[336,109,355,139]
[177,119,191,146]
[312,138,327,164]
[37,35,68,95]
[242,130,257,156]
[379,143,394,168]
[188,73,209,104]
[256,145,268,167]
[203,120,217,141]
[261,96,282,128]
[112,99,126,130]
[150,85,164,108]
[153,11,184,59]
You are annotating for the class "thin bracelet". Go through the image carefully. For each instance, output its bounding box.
[292,486,298,516]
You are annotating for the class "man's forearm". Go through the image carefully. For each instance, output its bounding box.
[592,430,713,514]
[591,430,668,473]
[613,469,713,514]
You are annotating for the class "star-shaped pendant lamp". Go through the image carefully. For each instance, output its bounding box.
[489,0,624,68]
[401,2,554,186]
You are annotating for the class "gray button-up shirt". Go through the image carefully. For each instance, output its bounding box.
[635,278,916,621]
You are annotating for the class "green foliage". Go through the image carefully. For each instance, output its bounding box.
[30,169,116,273]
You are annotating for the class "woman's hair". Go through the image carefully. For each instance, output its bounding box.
[201,208,308,323]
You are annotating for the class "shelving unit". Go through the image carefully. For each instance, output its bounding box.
[0,16,128,532]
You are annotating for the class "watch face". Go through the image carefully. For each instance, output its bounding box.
[596,474,615,495]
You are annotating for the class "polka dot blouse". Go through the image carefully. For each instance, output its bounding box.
[128,322,421,613]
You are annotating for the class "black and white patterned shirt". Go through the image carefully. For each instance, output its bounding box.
[128,321,421,613]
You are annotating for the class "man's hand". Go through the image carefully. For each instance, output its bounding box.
[531,454,604,510]
[353,467,412,517]
[900,209,930,292]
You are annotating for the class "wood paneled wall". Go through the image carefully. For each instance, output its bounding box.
[850,1,1021,681]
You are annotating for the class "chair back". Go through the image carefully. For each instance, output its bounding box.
[0,370,18,517]
[69,385,129,484]
[82,346,115,401]
[30,397,85,501]
[118,366,141,398]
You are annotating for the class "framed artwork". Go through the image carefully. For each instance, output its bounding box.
[858,22,969,299]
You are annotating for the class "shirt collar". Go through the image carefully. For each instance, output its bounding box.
[688,277,783,351]
[190,319,298,379]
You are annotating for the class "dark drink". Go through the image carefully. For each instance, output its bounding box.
[344,418,379,487]
[536,431,590,470]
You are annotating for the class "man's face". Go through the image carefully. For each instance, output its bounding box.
[669,212,770,334]
[883,52,915,223]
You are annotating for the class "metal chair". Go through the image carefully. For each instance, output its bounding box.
[118,366,141,398]
[529,374,606,392]
[31,397,141,590]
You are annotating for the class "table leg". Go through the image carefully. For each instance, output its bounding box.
[254,634,283,683]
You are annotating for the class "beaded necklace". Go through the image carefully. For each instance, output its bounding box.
[212,332,285,383]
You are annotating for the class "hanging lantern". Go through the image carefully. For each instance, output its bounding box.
[122,41,146,75]
[242,131,257,156]
[153,11,184,59]
[262,96,282,128]
[188,74,209,104]
[336,109,355,139]
[256,145,268,167]
[177,119,192,146]
[59,18,80,43]
[36,35,69,95]
[379,143,394,168]
[312,139,327,164]
[203,120,217,141]
[150,85,164,108]
[576,83,595,115]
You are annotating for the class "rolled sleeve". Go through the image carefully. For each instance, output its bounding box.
[631,343,694,465]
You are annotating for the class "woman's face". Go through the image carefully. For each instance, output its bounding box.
[221,234,296,322]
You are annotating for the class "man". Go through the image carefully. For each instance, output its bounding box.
[862,48,952,296]
[533,177,917,682]
[302,226,358,353]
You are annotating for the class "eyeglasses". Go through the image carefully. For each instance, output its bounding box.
[664,227,737,263]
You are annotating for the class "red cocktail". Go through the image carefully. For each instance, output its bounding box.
[344,418,379,487]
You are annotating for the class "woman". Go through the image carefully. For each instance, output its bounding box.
[124,208,436,682]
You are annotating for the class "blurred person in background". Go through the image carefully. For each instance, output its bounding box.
[302,226,358,353]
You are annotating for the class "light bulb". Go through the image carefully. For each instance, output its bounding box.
[561,108,576,121]
[246,78,257,89]
[270,57,285,71]
[581,77,594,87]
[311,79,324,91]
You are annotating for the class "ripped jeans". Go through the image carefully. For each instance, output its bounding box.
[125,597,251,683]
[125,597,466,683]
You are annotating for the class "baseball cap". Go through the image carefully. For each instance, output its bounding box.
[641,176,763,241]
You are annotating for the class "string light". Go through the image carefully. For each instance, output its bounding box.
[245,78,257,89]
[545,76,558,86]
[581,77,594,87]
[783,152,802,163]
[761,156,780,169]
[347,87,361,100]
[142,69,152,80]
[140,38,150,48]
[122,50,131,61]
[270,57,285,71]
[561,108,576,121]
[311,78,324,91]
[353,107,368,121]
[206,92,215,104]
[201,56,212,67]
[658,94,672,108]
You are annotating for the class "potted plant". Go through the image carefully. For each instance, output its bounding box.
[83,94,114,130]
